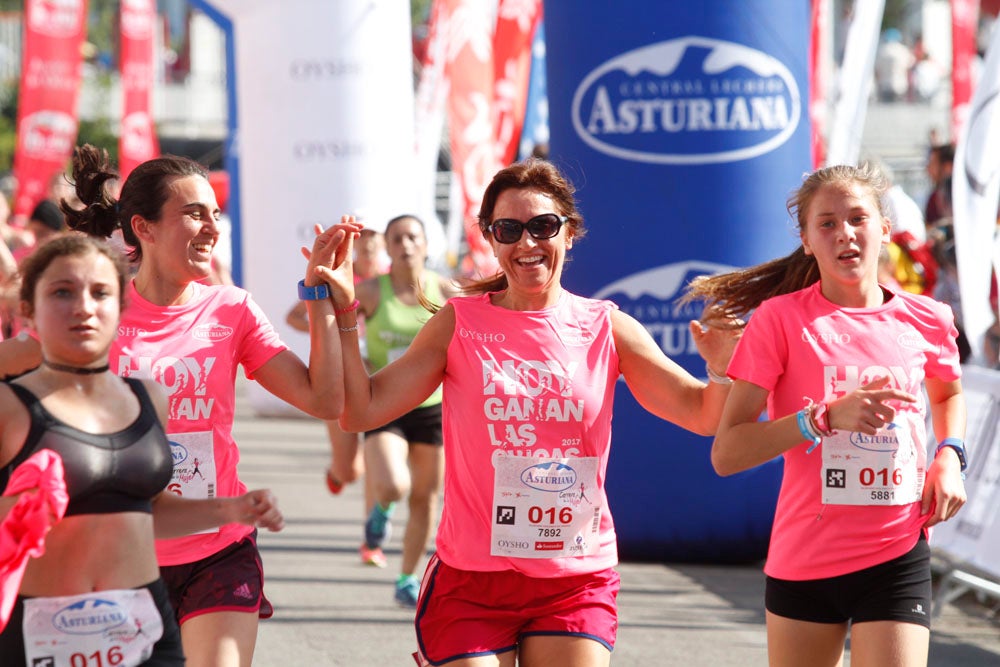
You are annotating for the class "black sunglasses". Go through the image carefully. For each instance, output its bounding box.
[487,213,567,244]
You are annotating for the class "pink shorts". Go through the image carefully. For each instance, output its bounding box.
[413,554,619,665]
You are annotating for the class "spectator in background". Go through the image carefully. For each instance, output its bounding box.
[875,28,914,102]
[924,143,954,229]
[910,38,945,104]
[13,200,66,265]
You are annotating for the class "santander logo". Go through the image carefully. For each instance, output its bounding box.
[572,36,800,164]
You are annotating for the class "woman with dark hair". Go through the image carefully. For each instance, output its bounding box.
[321,159,740,666]
[0,234,284,666]
[47,144,356,667]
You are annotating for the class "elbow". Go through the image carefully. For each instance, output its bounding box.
[307,402,342,421]
[710,442,738,477]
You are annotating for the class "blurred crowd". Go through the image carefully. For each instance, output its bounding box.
[878,142,1000,367]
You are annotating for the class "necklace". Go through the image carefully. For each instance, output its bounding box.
[42,359,111,375]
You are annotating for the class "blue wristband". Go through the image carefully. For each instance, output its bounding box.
[796,408,822,454]
[936,437,968,473]
[297,279,330,301]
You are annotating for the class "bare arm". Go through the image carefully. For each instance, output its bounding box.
[712,376,920,476]
[337,305,452,432]
[920,377,966,526]
[252,220,361,419]
[152,489,284,539]
[613,310,735,436]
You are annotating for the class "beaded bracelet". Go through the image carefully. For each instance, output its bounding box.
[338,324,360,333]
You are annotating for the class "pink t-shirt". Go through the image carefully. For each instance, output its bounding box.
[728,282,961,580]
[110,281,287,566]
[436,291,621,577]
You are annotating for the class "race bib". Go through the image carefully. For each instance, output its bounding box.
[165,431,218,535]
[491,455,602,558]
[821,415,924,506]
[23,588,163,667]
[165,431,216,499]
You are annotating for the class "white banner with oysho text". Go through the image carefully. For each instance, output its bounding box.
[204,0,419,415]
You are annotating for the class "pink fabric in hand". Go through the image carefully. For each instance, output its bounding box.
[0,449,69,631]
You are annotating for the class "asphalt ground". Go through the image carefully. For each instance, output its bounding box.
[231,379,1000,666]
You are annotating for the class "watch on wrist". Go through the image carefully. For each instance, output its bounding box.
[297,279,330,301]
[936,437,968,472]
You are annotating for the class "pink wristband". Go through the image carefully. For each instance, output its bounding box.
[334,299,360,315]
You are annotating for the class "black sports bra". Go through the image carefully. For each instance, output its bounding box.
[0,378,172,516]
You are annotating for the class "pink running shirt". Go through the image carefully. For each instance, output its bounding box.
[436,291,621,577]
[110,281,287,566]
[728,282,960,580]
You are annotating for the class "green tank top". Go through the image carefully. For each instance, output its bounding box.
[365,272,443,407]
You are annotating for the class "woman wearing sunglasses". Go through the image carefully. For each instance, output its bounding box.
[321,159,739,667]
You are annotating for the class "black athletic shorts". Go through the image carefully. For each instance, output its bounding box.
[365,403,443,445]
[765,533,931,628]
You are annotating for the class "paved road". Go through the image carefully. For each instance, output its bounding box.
[231,382,1000,666]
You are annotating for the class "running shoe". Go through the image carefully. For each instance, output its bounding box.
[359,544,388,568]
[395,574,420,608]
[364,502,394,549]
[325,469,344,495]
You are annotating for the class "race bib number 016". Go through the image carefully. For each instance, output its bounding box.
[491,455,601,558]
[821,419,924,506]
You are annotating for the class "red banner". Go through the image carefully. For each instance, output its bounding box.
[439,0,500,277]
[951,0,979,141]
[492,0,541,167]
[118,0,159,180]
[11,0,88,222]
[808,0,829,168]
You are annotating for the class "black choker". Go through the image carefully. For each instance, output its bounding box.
[42,360,111,375]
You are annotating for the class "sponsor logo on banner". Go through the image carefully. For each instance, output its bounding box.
[594,260,737,358]
[54,598,127,635]
[289,59,363,80]
[19,110,77,160]
[572,36,800,164]
[121,111,157,159]
[29,0,84,38]
[120,0,155,40]
[24,57,77,91]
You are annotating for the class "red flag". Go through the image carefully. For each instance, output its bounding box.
[492,0,541,167]
[951,0,979,141]
[119,0,159,180]
[442,0,500,277]
[11,0,88,221]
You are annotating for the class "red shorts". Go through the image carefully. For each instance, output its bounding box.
[159,532,273,624]
[414,554,619,666]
